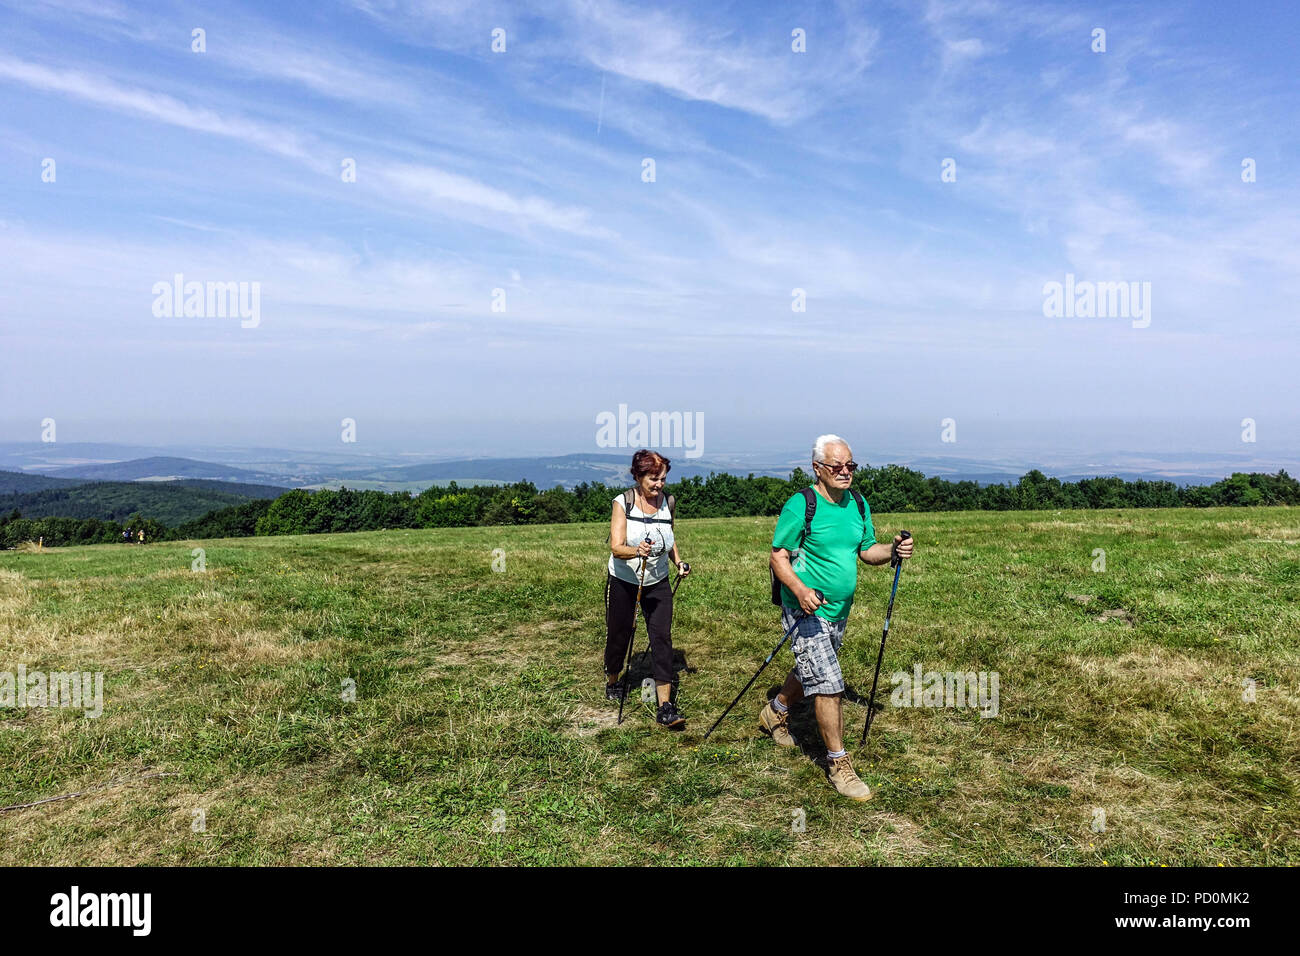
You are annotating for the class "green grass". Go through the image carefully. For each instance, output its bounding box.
[1,507,1297,865]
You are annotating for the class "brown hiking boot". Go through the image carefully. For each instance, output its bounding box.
[759,700,796,747]
[827,754,872,801]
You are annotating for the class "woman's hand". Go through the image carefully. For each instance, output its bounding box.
[636,538,653,559]
[677,561,691,577]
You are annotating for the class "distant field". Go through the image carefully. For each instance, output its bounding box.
[0,508,1296,865]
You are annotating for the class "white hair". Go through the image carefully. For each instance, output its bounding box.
[812,434,852,463]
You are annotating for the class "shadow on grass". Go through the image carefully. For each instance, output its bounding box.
[762,682,882,769]
[618,648,696,701]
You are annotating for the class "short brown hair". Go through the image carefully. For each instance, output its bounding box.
[630,449,671,480]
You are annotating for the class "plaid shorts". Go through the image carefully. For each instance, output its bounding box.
[782,607,848,696]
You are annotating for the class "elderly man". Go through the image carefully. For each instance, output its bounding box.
[760,434,915,800]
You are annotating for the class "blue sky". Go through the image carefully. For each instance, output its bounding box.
[0,0,1296,464]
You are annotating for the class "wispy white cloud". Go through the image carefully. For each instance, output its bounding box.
[375,162,618,239]
[570,0,879,123]
[0,50,617,241]
[570,1,812,122]
[214,39,419,107]
[348,0,880,124]
[5,0,134,24]
[0,55,320,163]
[897,0,1300,336]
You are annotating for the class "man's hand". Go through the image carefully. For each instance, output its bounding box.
[797,585,825,615]
[892,533,914,561]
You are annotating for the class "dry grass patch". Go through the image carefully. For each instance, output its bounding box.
[867,811,938,859]
[567,703,619,737]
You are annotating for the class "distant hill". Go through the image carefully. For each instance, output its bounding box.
[41,456,293,485]
[2,441,1289,497]
[0,470,85,494]
[0,478,288,525]
[371,453,788,489]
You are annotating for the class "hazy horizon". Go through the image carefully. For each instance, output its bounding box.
[2,416,1296,480]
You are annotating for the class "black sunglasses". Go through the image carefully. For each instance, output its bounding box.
[816,460,859,474]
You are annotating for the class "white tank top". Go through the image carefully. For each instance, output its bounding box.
[608,493,674,586]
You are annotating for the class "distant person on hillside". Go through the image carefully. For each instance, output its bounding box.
[762,434,914,801]
[138,529,145,544]
[122,529,130,543]
[604,449,691,730]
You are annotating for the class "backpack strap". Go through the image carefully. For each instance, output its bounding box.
[850,489,871,547]
[626,488,675,525]
[607,489,638,548]
[771,487,818,609]
[850,489,866,521]
[798,486,817,547]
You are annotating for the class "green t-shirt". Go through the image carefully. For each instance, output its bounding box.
[771,487,876,620]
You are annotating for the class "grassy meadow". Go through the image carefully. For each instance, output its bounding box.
[1,507,1297,865]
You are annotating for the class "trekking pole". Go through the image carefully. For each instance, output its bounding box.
[859,531,911,748]
[702,589,824,741]
[667,563,689,704]
[671,562,690,596]
[617,535,653,725]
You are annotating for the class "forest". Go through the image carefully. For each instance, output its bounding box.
[3,465,1297,548]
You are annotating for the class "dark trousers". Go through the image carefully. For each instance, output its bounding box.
[604,574,675,684]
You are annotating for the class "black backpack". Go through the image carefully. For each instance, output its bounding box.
[769,487,867,606]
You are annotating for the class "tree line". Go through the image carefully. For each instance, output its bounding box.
[2,466,1297,548]
[0,480,280,526]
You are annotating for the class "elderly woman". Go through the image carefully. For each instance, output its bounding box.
[604,449,691,729]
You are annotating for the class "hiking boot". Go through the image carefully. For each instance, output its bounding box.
[759,700,796,747]
[656,700,686,730]
[826,754,872,801]
[605,679,625,701]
